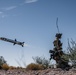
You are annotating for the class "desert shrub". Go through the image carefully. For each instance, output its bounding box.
[0,56,6,66]
[33,56,50,69]
[9,66,16,70]
[16,66,23,69]
[67,39,76,67]
[61,54,69,61]
[26,63,44,70]
[2,64,9,70]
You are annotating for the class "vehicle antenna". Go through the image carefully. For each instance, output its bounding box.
[56,17,60,33]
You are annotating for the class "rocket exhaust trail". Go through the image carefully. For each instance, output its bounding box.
[24,43,28,47]
[56,18,60,33]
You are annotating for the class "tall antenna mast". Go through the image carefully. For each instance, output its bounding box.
[56,17,60,33]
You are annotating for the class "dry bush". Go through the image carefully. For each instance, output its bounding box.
[9,66,16,70]
[33,56,50,69]
[26,63,44,70]
[0,56,6,66]
[16,66,23,69]
[2,64,9,70]
[67,39,76,67]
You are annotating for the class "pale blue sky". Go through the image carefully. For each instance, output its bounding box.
[0,0,76,67]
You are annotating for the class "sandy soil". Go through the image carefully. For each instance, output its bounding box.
[0,68,76,75]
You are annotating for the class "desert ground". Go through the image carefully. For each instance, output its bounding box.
[0,68,76,75]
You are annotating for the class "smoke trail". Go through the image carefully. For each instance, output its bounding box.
[24,43,28,47]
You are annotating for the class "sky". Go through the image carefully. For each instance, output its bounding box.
[0,0,76,67]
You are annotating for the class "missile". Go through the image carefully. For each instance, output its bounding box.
[0,37,24,47]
